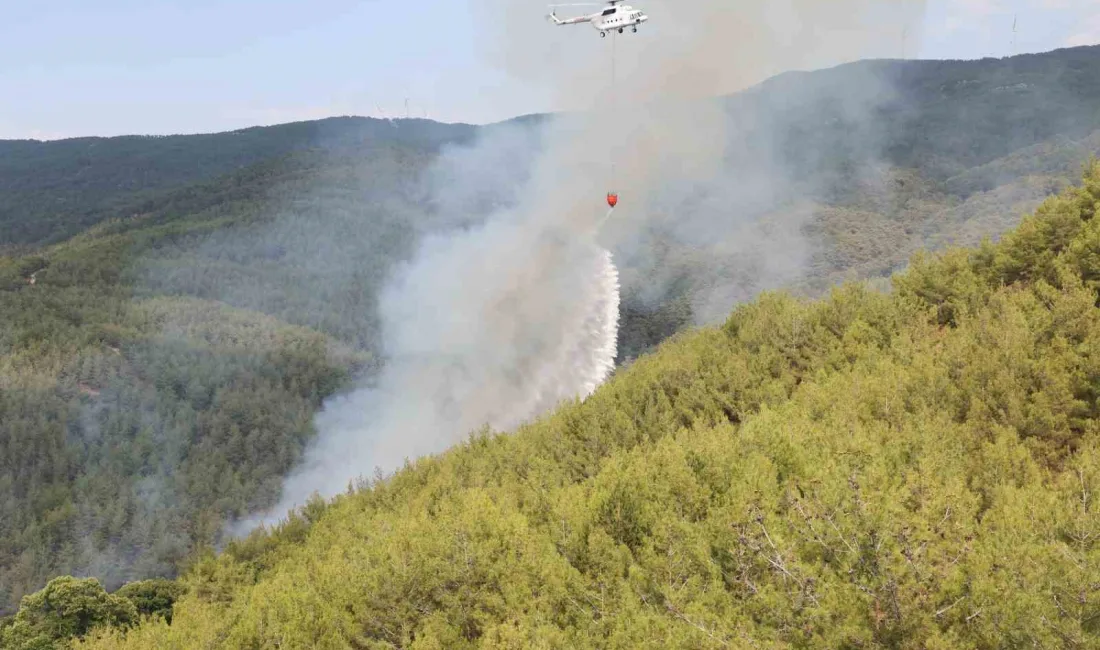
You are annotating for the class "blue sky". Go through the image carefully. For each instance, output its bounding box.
[1,0,1098,139]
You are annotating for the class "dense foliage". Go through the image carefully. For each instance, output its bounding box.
[112,580,187,623]
[2,577,137,648]
[0,576,186,649]
[38,161,1100,648]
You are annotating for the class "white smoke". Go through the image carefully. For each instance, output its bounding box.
[248,190,620,523]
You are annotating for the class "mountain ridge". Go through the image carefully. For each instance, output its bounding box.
[8,44,1100,249]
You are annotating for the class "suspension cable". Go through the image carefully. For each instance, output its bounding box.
[610,30,617,192]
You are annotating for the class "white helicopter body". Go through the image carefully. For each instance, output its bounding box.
[548,0,648,36]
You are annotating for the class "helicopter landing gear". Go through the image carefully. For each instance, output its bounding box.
[600,31,606,38]
[632,25,637,32]
[618,27,624,33]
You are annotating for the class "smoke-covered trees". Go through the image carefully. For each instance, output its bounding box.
[0,191,373,614]
[70,161,1100,648]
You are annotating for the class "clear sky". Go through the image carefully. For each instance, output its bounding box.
[1,0,1098,140]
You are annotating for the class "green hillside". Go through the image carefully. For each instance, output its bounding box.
[19,158,1100,649]
[8,45,1100,623]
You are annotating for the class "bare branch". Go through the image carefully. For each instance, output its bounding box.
[937,505,952,529]
[757,520,820,607]
[825,514,859,557]
[664,598,732,649]
[935,596,965,618]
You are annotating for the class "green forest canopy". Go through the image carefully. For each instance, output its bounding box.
[5,160,1094,648]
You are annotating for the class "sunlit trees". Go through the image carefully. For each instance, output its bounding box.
[0,577,136,649]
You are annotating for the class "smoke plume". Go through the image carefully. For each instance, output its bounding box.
[269,237,619,505]
[247,122,624,523]
[252,0,930,522]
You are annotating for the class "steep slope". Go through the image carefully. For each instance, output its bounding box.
[54,160,1100,650]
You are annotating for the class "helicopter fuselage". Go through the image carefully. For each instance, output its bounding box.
[592,5,648,34]
[549,3,648,35]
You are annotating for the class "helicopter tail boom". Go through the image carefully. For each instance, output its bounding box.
[547,4,600,24]
[547,12,593,25]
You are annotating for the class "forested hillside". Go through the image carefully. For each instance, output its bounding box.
[0,144,438,613]
[0,117,476,249]
[22,156,1100,649]
[7,45,1100,621]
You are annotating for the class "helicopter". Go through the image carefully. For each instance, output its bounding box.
[547,0,648,37]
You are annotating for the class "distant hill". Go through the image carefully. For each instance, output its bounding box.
[734,46,1100,178]
[0,117,476,248]
[6,45,1100,619]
